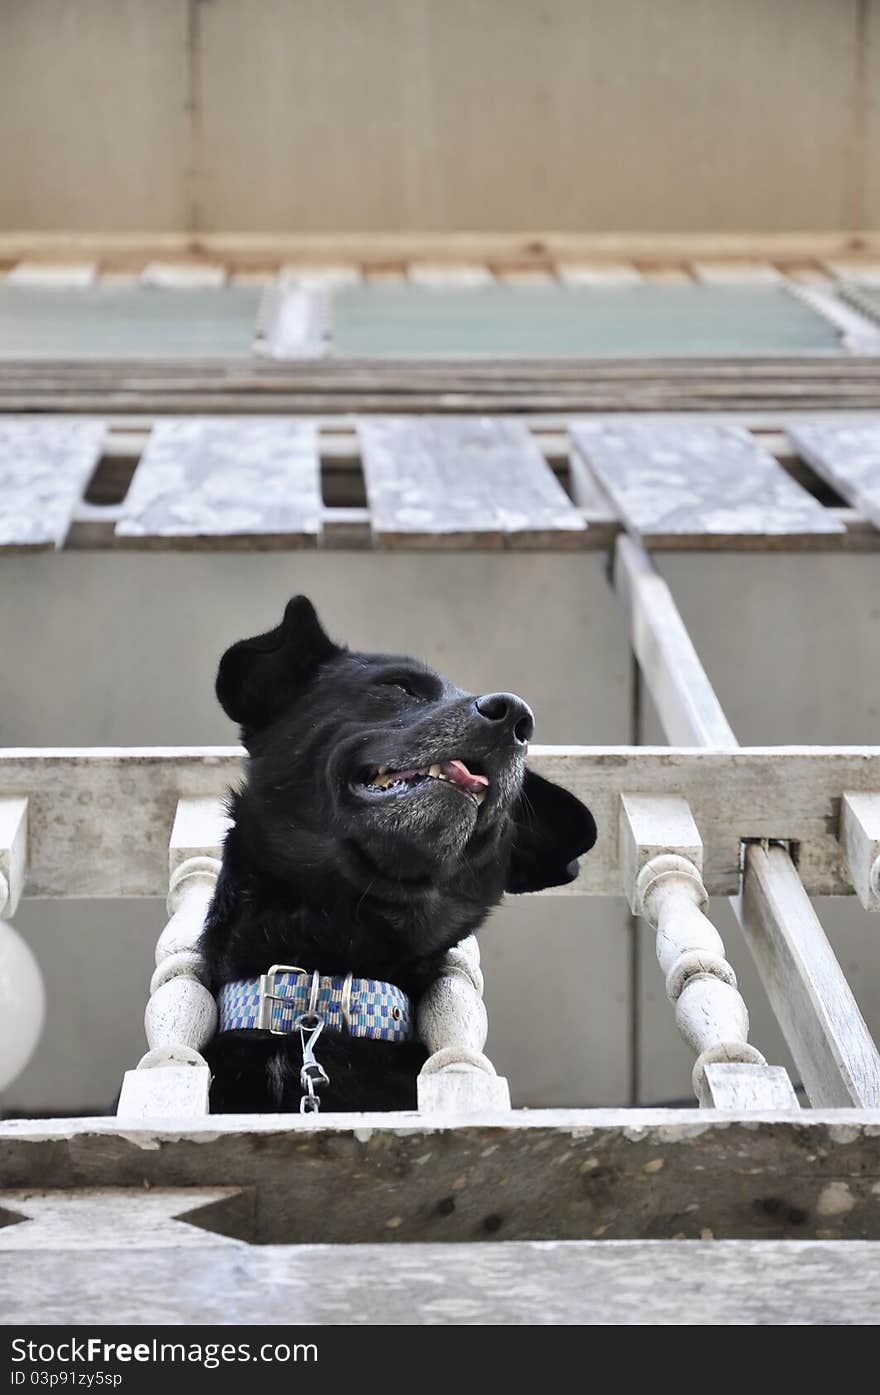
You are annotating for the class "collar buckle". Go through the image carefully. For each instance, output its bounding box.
[257,963,311,1033]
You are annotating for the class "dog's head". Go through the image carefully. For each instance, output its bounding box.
[217,596,596,902]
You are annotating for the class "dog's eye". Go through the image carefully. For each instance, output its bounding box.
[376,675,423,699]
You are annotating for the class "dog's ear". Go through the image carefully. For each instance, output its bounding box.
[505,768,597,894]
[216,596,343,737]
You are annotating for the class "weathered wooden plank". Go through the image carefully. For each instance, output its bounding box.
[255,285,327,357]
[736,842,880,1108]
[357,417,585,548]
[614,535,737,746]
[114,418,323,545]
[556,263,643,285]
[4,746,880,900]
[692,261,781,283]
[280,264,362,290]
[140,262,227,289]
[5,262,97,288]
[789,422,880,531]
[0,1188,244,1251]
[0,420,104,549]
[408,264,494,287]
[571,422,844,543]
[841,792,880,910]
[4,1237,880,1325]
[703,1063,800,1110]
[3,1111,880,1246]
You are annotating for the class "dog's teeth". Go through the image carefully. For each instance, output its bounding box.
[376,765,388,776]
[428,764,441,778]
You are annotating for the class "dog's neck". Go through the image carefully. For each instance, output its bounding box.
[201,815,503,998]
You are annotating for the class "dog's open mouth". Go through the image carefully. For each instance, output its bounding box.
[356,758,490,806]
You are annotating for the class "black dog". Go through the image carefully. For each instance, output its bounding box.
[201,597,596,1113]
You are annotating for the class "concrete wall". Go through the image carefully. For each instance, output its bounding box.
[1,548,879,1114]
[1,0,877,234]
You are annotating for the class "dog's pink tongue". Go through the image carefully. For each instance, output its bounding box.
[442,759,490,792]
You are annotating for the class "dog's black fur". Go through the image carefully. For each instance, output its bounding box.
[201,597,596,1112]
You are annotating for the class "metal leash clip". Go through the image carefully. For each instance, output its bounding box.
[296,976,330,1114]
[297,1014,329,1113]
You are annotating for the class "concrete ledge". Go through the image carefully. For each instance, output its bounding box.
[2,1108,880,1244]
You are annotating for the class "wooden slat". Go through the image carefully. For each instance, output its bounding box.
[613,535,737,746]
[556,263,643,285]
[788,422,880,531]
[6,262,96,288]
[114,418,323,546]
[140,262,227,289]
[357,417,586,548]
[257,285,326,358]
[692,261,781,283]
[6,1237,880,1325]
[571,422,844,544]
[0,420,104,550]
[736,843,880,1108]
[5,746,880,901]
[407,264,494,287]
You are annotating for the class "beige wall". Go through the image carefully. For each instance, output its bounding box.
[0,0,876,234]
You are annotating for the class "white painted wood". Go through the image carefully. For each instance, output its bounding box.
[841,792,880,911]
[619,794,704,914]
[417,935,511,1113]
[168,795,229,875]
[6,262,96,287]
[8,746,880,901]
[0,797,28,919]
[614,536,738,748]
[556,262,643,284]
[117,798,222,1119]
[5,1237,880,1325]
[620,796,766,1105]
[0,797,43,1094]
[407,263,494,287]
[117,1062,212,1118]
[692,261,781,283]
[140,262,227,289]
[0,1187,241,1250]
[703,1062,800,1110]
[257,286,327,357]
[280,264,362,289]
[736,843,880,1107]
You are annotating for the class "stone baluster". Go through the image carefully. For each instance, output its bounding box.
[417,934,510,1113]
[0,798,45,1093]
[620,793,796,1108]
[117,798,229,1119]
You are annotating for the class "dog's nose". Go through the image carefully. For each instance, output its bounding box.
[474,692,535,745]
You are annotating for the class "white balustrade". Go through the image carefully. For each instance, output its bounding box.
[117,798,228,1119]
[417,935,510,1113]
[0,798,45,1093]
[620,793,796,1108]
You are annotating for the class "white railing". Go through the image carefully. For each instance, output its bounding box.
[2,739,880,1119]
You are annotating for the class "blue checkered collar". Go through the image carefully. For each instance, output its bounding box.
[217,963,414,1043]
